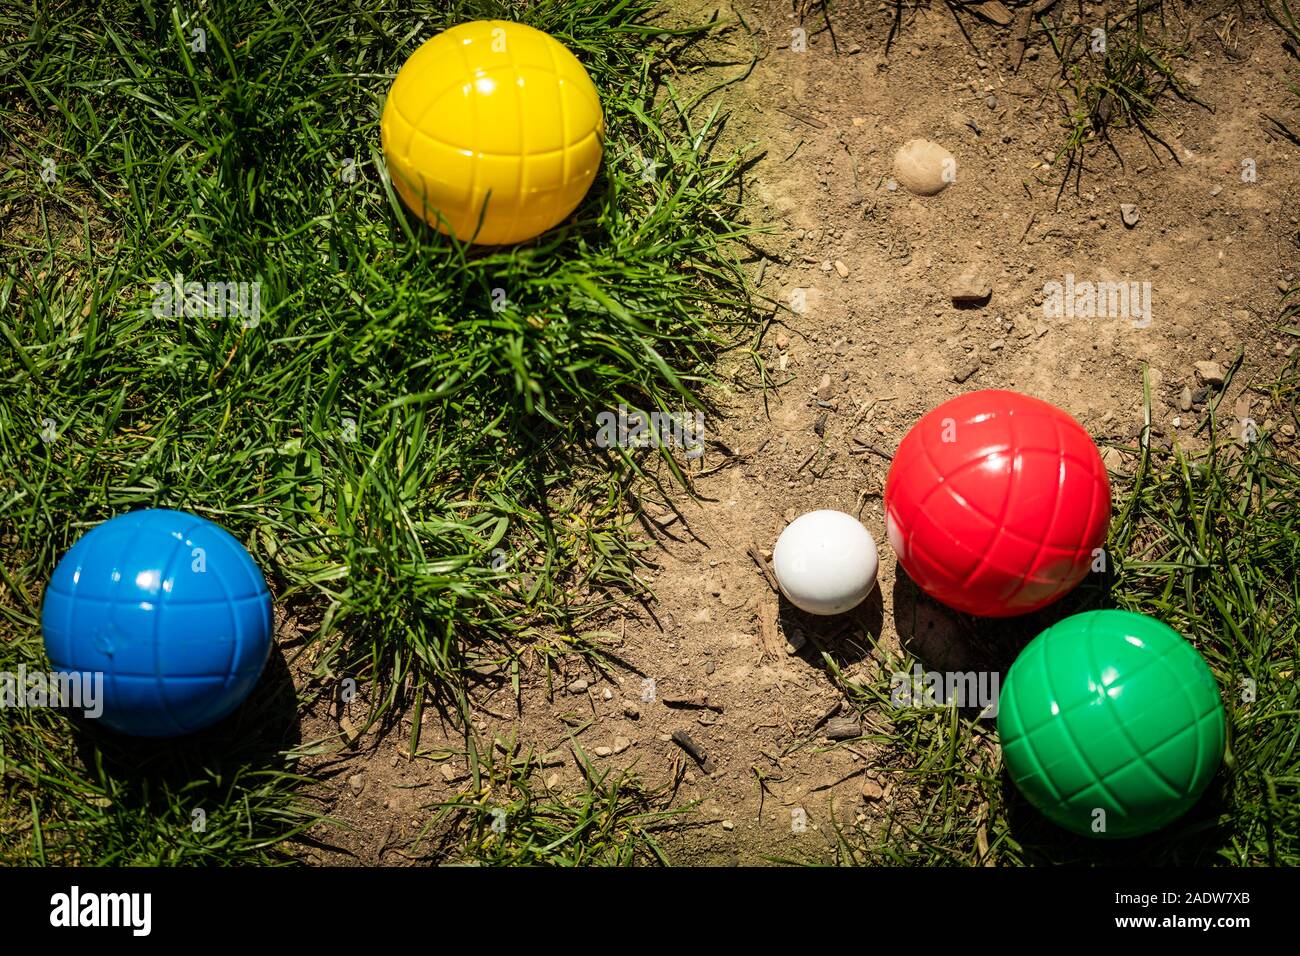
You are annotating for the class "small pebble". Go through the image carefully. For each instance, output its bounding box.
[951,269,992,305]
[892,139,955,196]
[1194,360,1225,387]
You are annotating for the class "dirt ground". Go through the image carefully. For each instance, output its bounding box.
[296,1,1299,864]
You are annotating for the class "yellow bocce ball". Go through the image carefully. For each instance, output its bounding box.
[380,20,605,246]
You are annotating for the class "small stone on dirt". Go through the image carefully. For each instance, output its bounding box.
[721,820,735,831]
[775,330,790,350]
[594,746,613,757]
[348,773,365,794]
[567,678,589,694]
[1178,385,1193,411]
[624,703,640,719]
[825,715,861,740]
[1194,360,1225,387]
[1101,447,1124,472]
[892,139,955,196]
[952,359,981,383]
[612,736,631,754]
[1120,203,1140,228]
[816,372,832,400]
[947,111,980,136]
[951,270,992,306]
[861,779,885,801]
[834,260,849,278]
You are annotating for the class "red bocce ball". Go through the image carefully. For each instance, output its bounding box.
[884,390,1111,617]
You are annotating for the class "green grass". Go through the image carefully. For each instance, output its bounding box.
[825,366,1300,866]
[1045,4,1207,200]
[0,0,754,864]
[413,737,684,865]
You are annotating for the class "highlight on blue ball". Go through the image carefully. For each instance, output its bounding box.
[41,508,273,737]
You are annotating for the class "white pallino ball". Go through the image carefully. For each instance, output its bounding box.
[772,510,879,615]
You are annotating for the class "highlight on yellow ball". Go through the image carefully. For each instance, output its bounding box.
[380,20,605,246]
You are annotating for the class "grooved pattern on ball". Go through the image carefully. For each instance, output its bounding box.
[998,610,1225,838]
[884,390,1111,617]
[41,509,273,737]
[380,20,604,245]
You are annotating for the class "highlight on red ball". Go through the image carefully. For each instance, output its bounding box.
[883,389,1111,618]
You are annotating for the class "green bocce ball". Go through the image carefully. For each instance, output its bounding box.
[998,609,1225,839]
